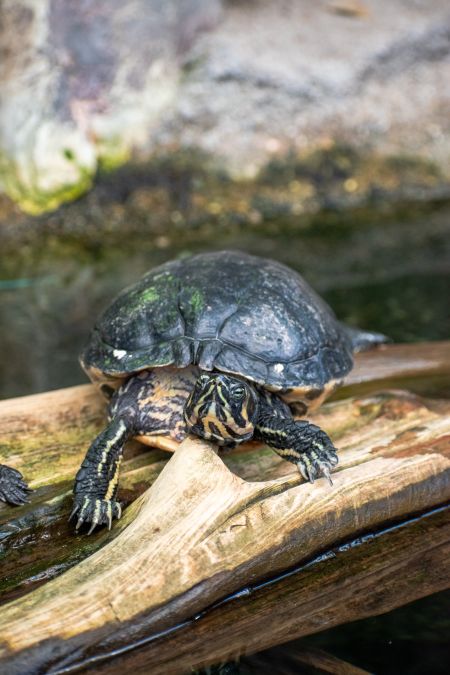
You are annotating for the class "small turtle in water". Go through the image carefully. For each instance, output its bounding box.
[73,251,386,532]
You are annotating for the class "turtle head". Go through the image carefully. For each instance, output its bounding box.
[184,372,259,446]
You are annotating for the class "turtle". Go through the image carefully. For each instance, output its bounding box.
[0,465,31,506]
[72,250,386,533]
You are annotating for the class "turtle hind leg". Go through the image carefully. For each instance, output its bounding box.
[0,464,31,506]
[254,398,339,484]
[72,417,131,534]
[341,323,391,353]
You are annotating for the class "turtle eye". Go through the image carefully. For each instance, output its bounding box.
[232,386,246,401]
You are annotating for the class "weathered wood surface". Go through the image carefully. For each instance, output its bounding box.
[122,505,449,675]
[0,342,449,674]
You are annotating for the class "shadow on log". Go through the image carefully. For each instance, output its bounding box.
[0,342,449,674]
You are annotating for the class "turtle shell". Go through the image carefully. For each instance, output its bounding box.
[80,251,353,398]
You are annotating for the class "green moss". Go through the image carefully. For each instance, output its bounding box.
[63,148,75,161]
[0,152,95,216]
[139,286,159,303]
[0,421,102,487]
[0,521,108,601]
[188,288,204,313]
[0,132,133,215]
[135,286,159,306]
[97,136,131,173]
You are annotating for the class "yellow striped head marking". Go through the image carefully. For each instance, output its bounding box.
[184,372,259,446]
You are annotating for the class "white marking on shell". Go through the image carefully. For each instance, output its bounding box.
[113,349,127,359]
[274,363,284,373]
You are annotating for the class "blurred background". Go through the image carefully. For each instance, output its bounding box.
[0,1,449,672]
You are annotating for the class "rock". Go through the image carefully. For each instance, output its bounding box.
[165,0,450,179]
[1,0,449,215]
[0,0,221,214]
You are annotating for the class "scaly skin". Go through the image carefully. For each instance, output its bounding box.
[0,464,31,505]
[254,402,338,484]
[71,417,131,533]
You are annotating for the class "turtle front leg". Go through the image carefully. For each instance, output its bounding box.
[71,417,132,533]
[254,409,339,485]
[0,464,31,506]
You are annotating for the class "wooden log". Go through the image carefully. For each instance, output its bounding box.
[122,505,449,675]
[340,340,450,398]
[1,342,449,603]
[0,342,449,673]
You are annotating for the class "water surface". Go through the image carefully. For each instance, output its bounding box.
[1,200,449,399]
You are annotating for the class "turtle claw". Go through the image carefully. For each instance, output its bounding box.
[297,459,317,483]
[87,521,98,536]
[70,496,122,533]
[320,464,334,487]
[69,504,80,521]
[0,464,32,506]
[296,429,339,486]
[327,450,339,467]
[296,459,315,484]
[306,465,315,484]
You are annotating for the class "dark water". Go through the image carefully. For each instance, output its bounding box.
[239,590,450,675]
[1,200,449,398]
[0,199,449,672]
